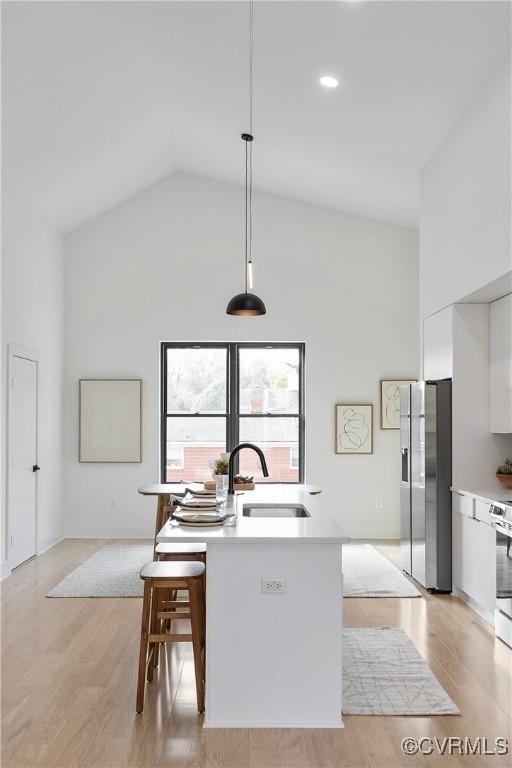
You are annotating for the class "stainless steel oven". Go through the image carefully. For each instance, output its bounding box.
[489,502,512,648]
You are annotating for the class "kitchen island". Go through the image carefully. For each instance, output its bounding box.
[157,484,346,728]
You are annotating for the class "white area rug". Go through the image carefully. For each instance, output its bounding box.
[48,548,457,716]
[47,543,152,597]
[48,542,421,599]
[342,628,460,715]
[343,544,421,597]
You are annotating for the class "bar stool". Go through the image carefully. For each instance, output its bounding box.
[136,561,206,714]
[155,543,207,613]
[155,542,207,562]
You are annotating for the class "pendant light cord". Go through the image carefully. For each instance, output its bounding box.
[249,0,254,273]
[244,137,249,292]
[249,0,253,136]
[241,1,254,294]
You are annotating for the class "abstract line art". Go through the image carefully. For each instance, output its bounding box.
[380,380,416,429]
[335,404,373,454]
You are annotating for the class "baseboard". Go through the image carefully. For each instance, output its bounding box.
[63,528,153,539]
[203,719,344,729]
[1,560,12,581]
[343,526,400,540]
[2,537,64,579]
[38,536,64,556]
[452,585,495,626]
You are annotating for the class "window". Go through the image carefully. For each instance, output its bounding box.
[166,445,184,469]
[290,446,299,470]
[161,343,305,483]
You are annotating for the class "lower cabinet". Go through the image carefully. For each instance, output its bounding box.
[452,511,496,616]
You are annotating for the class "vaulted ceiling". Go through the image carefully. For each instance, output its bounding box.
[3,1,510,231]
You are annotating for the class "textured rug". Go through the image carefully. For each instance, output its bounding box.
[48,542,421,599]
[343,544,421,597]
[342,628,460,715]
[47,543,152,597]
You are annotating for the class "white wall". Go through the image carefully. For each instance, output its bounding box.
[0,205,3,577]
[420,59,512,319]
[63,172,419,540]
[1,197,64,572]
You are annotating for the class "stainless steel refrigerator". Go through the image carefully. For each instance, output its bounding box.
[400,380,452,591]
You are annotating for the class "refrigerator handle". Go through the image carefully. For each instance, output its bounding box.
[401,447,409,482]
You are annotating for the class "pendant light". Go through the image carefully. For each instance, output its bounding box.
[226,0,266,316]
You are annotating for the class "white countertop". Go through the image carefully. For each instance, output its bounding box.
[157,484,347,544]
[452,485,512,505]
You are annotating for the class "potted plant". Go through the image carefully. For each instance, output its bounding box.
[496,458,512,489]
[212,457,229,478]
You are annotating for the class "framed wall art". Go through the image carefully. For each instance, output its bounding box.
[380,379,416,430]
[79,379,142,462]
[335,404,373,454]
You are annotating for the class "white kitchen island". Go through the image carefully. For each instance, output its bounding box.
[157,485,346,728]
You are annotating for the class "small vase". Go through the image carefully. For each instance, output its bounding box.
[496,473,512,490]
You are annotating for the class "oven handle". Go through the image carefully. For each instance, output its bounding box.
[494,521,512,538]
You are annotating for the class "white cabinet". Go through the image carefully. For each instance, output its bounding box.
[490,293,512,433]
[452,510,496,617]
[474,499,492,525]
[452,491,474,518]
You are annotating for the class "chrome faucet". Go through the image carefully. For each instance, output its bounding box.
[228,443,269,495]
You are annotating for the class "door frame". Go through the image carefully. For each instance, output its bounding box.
[6,343,40,567]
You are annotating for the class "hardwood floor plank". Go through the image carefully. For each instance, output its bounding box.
[2,539,511,768]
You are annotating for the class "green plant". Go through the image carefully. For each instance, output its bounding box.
[497,458,512,475]
[213,457,229,475]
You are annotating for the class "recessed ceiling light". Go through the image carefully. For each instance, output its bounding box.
[319,75,339,89]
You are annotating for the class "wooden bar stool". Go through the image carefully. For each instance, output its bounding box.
[136,561,206,714]
[137,485,186,557]
[155,544,207,629]
[155,542,206,562]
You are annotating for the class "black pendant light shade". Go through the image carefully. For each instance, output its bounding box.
[226,291,266,316]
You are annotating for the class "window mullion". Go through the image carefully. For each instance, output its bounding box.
[231,344,240,464]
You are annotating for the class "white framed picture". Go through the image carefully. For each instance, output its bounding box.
[380,379,416,430]
[335,404,373,454]
[79,379,142,462]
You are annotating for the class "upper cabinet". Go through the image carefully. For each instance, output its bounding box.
[490,293,512,433]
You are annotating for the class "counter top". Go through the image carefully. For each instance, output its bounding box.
[452,485,512,505]
[138,483,186,496]
[156,484,347,544]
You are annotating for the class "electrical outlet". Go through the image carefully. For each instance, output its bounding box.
[375,497,383,509]
[261,578,287,594]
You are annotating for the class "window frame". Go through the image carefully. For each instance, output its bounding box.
[160,342,305,484]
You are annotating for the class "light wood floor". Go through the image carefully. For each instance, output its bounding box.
[2,539,511,768]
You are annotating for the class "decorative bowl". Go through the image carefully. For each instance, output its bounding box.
[496,473,512,489]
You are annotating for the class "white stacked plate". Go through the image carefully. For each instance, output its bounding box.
[172,508,226,528]
[185,485,217,498]
[176,494,217,510]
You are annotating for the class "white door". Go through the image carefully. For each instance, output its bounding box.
[9,355,38,569]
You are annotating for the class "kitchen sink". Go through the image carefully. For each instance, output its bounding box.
[242,504,310,518]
